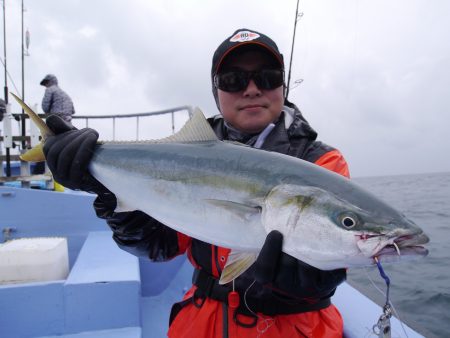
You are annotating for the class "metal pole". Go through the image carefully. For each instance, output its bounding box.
[136,116,139,140]
[2,0,6,101]
[2,0,11,176]
[171,112,175,134]
[21,0,26,150]
[112,117,115,140]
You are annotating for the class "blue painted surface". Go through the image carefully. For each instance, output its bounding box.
[0,231,143,338]
[38,327,141,338]
[64,231,141,334]
[139,255,187,297]
[2,161,37,176]
[0,186,107,269]
[67,231,140,284]
[0,187,106,235]
[0,281,65,337]
[36,327,142,338]
[140,258,193,337]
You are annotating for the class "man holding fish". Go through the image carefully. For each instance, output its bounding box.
[41,29,354,337]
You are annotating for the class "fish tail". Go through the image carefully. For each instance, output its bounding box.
[10,92,53,162]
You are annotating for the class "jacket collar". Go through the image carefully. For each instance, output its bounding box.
[208,100,318,153]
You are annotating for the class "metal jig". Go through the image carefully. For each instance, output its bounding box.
[372,257,392,338]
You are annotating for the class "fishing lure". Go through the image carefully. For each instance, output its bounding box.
[372,257,392,338]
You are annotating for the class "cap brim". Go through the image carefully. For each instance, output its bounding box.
[215,42,283,74]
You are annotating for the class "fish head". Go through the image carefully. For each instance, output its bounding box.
[333,205,429,266]
[262,184,429,270]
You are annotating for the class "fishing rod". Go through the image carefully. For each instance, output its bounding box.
[1,0,30,177]
[21,0,26,150]
[285,0,302,100]
[2,0,6,103]
[2,0,11,177]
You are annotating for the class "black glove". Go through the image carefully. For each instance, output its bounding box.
[43,115,104,192]
[254,230,346,300]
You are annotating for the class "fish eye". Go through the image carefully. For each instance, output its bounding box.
[334,211,362,230]
[341,216,356,228]
[338,212,360,229]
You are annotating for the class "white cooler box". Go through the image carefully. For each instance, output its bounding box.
[0,237,69,284]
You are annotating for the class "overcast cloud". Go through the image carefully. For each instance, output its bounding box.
[2,0,449,177]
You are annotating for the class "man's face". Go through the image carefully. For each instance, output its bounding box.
[217,50,284,134]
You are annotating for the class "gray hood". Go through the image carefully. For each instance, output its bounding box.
[40,74,58,86]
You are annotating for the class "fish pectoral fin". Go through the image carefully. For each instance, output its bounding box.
[205,199,261,221]
[219,251,258,285]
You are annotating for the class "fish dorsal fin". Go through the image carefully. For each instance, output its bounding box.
[156,107,218,143]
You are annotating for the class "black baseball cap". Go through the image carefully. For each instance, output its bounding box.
[211,28,284,77]
[211,29,284,110]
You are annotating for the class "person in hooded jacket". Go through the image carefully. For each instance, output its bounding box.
[42,29,350,337]
[40,74,75,123]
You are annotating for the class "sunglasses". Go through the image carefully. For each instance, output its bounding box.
[214,69,284,92]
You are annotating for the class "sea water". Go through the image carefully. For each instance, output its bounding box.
[347,171,450,338]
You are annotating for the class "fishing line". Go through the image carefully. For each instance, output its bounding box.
[374,258,409,338]
[375,257,390,303]
[364,262,409,338]
[243,280,274,337]
[0,56,21,95]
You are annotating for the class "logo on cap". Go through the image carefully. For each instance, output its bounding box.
[230,31,260,43]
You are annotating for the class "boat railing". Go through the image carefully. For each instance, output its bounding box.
[0,105,194,182]
[72,105,194,141]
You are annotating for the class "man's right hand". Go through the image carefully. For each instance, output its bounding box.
[254,230,346,300]
[43,115,100,191]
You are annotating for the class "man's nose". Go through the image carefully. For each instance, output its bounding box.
[243,79,262,97]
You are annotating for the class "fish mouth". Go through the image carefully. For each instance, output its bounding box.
[356,230,429,259]
[375,233,430,258]
[394,233,429,247]
[377,245,429,257]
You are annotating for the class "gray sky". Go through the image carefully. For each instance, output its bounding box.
[2,0,450,177]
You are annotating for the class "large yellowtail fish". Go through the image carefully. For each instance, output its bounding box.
[13,93,429,284]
